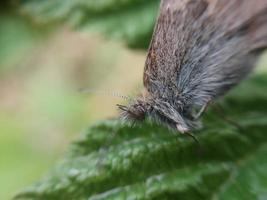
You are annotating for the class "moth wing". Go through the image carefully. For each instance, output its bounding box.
[144,0,267,106]
[179,0,267,106]
[143,0,209,95]
[211,0,267,51]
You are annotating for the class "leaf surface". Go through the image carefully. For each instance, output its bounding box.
[15,74,267,200]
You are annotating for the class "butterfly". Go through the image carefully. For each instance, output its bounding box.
[118,0,267,135]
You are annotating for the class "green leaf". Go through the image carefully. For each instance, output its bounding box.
[14,74,267,200]
[16,0,161,48]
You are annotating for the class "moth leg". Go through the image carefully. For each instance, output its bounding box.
[194,101,211,120]
[185,132,200,145]
[212,104,244,132]
[176,124,199,144]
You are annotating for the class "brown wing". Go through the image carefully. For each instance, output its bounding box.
[143,0,209,93]
[210,0,267,50]
[143,0,267,96]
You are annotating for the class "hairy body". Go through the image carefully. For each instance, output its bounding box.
[118,0,267,133]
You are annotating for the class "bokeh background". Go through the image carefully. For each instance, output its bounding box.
[1,1,267,199]
[0,9,147,200]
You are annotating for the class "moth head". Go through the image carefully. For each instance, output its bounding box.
[117,94,200,133]
[117,98,148,122]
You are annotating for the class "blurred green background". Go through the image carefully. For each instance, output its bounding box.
[0,10,147,200]
[0,2,267,200]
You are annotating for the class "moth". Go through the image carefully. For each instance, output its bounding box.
[118,0,267,134]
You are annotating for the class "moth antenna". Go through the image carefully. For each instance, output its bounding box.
[79,88,132,101]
